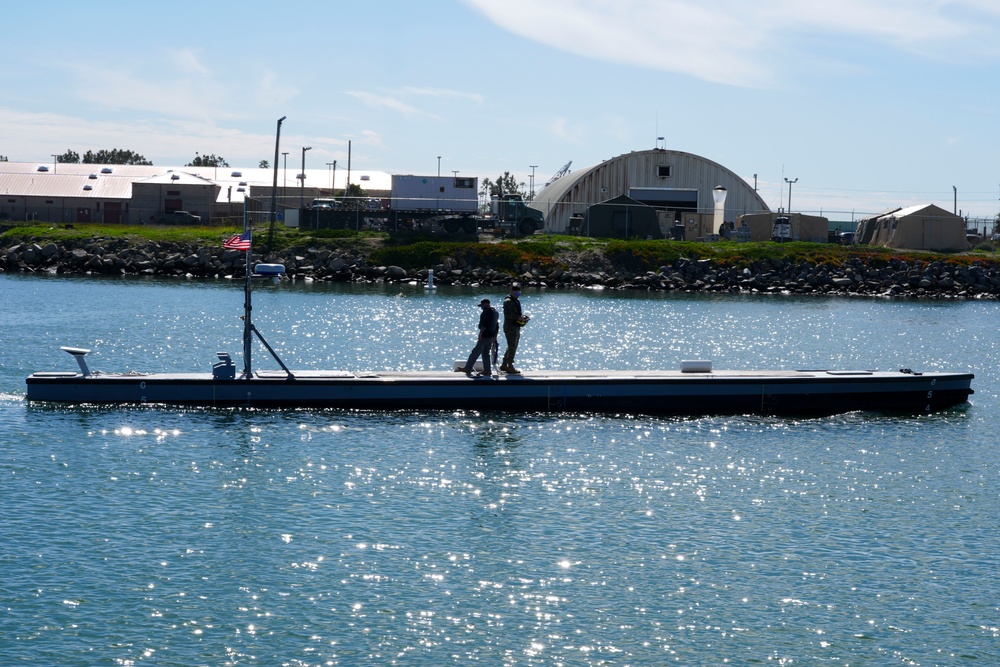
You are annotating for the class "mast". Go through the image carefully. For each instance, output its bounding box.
[242,204,253,379]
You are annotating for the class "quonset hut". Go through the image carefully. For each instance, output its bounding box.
[528,148,769,235]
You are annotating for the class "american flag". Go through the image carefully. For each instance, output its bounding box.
[223,229,252,251]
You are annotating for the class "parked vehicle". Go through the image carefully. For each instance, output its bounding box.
[310,198,343,210]
[489,193,544,236]
[300,175,544,236]
[157,210,201,224]
[771,216,791,242]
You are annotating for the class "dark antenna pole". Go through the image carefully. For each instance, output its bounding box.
[267,116,286,250]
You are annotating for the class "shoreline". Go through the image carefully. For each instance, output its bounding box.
[4,236,1000,299]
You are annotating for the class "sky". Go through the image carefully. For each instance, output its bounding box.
[2,0,999,221]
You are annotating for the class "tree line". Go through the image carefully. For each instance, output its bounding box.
[53,149,265,168]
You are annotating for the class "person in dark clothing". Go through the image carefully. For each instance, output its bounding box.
[456,298,500,376]
[500,283,529,374]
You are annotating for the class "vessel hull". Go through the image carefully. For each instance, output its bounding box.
[25,369,974,416]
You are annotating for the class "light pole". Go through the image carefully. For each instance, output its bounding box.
[332,160,337,194]
[437,156,441,177]
[267,115,286,253]
[51,154,59,174]
[784,177,798,213]
[529,165,537,199]
[327,162,335,190]
[300,146,312,207]
[712,185,727,237]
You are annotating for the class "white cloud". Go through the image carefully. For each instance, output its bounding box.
[401,87,486,105]
[0,107,276,165]
[464,0,1000,86]
[64,51,245,122]
[346,91,423,117]
[170,49,211,76]
[550,117,585,144]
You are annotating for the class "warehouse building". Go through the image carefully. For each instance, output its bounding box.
[529,148,770,235]
[0,161,391,225]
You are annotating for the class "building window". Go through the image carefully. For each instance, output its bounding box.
[454,177,475,189]
[167,190,181,196]
[657,165,672,178]
[45,200,54,204]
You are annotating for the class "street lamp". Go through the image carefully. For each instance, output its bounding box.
[712,185,727,237]
[300,146,312,207]
[437,156,441,177]
[327,162,335,190]
[267,115,286,254]
[51,154,59,174]
[529,165,537,199]
[784,177,798,213]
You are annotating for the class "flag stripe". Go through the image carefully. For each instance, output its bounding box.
[223,229,252,251]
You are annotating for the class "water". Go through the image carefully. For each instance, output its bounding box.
[2,273,998,666]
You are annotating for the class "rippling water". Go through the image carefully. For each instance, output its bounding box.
[2,274,998,665]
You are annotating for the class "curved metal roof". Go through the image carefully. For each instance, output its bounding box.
[529,148,769,233]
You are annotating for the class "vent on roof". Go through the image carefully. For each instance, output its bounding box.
[237,187,246,192]
[231,171,242,177]
[238,181,247,186]
[88,173,98,179]
[101,167,113,174]
[360,174,370,181]
[37,165,49,172]
[83,185,93,191]
[170,174,180,180]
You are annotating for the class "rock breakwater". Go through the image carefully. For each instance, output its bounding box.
[4,238,1000,299]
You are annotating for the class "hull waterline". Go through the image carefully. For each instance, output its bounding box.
[26,368,974,416]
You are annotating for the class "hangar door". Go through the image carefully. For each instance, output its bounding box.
[628,187,698,212]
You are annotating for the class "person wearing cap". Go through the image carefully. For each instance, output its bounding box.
[500,282,529,374]
[455,298,500,376]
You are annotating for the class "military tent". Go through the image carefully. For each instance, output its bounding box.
[579,195,663,239]
[732,212,829,243]
[864,204,967,251]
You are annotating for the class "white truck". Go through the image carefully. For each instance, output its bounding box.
[390,175,478,213]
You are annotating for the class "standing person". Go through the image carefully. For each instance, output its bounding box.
[500,283,529,374]
[456,298,500,377]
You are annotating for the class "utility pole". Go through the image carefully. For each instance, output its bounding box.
[267,115,286,254]
[784,177,798,213]
[529,165,537,199]
[300,146,312,207]
[281,152,288,196]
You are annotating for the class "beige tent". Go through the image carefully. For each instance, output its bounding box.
[865,204,967,251]
[733,212,829,242]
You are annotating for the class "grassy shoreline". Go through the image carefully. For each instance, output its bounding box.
[3,222,998,273]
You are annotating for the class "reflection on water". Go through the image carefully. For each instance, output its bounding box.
[1,275,998,665]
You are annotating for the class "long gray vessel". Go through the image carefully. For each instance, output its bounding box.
[24,228,974,416]
[24,359,976,415]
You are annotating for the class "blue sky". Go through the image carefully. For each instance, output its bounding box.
[2,0,999,220]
